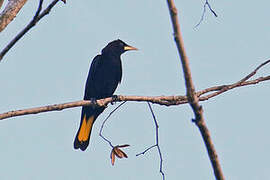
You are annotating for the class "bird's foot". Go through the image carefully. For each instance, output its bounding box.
[111,95,119,105]
[90,98,98,107]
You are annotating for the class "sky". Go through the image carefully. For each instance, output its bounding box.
[0,0,270,179]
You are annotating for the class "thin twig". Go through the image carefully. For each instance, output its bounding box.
[137,103,165,180]
[0,0,61,61]
[206,0,217,17]
[199,76,270,101]
[99,102,127,148]
[166,0,225,179]
[33,0,43,21]
[147,102,165,180]
[136,145,157,156]
[197,59,270,100]
[195,0,217,28]
[238,59,270,83]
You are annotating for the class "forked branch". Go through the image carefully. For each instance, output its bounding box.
[195,0,218,27]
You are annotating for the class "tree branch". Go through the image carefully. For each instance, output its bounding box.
[166,0,225,179]
[238,59,270,83]
[198,59,270,99]
[0,71,269,121]
[0,0,28,32]
[0,0,62,61]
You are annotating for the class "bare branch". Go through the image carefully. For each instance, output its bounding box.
[195,0,218,28]
[166,0,225,179]
[197,59,270,100]
[136,145,157,156]
[238,59,270,83]
[0,72,269,121]
[136,103,165,180]
[0,0,28,32]
[33,0,44,21]
[99,101,127,148]
[147,102,165,180]
[199,76,270,101]
[0,0,62,61]
[99,102,131,166]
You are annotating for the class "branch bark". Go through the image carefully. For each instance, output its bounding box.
[166,0,225,179]
[0,0,28,32]
[0,0,61,61]
[0,72,269,121]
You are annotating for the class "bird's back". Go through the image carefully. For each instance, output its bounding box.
[84,53,122,100]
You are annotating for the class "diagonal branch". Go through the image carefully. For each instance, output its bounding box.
[0,0,28,32]
[197,59,270,100]
[199,76,270,101]
[0,58,269,120]
[0,0,62,61]
[238,59,270,83]
[166,0,225,179]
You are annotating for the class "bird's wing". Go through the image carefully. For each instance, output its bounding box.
[84,54,122,99]
[83,55,101,99]
[88,55,101,82]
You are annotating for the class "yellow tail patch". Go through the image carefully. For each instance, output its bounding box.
[78,115,94,142]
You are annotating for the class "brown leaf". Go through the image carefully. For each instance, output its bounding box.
[109,144,130,165]
[114,147,128,158]
[110,150,115,166]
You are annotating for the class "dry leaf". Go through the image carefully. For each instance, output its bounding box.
[110,150,116,166]
[109,144,130,165]
[113,147,128,158]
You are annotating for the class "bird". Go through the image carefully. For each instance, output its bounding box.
[73,39,137,151]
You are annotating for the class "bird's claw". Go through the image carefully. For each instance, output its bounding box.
[111,95,119,105]
[90,98,98,107]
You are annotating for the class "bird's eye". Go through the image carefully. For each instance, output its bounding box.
[119,42,124,47]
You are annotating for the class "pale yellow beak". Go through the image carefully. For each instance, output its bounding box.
[124,45,138,51]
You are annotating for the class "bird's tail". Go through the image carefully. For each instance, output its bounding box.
[74,114,95,151]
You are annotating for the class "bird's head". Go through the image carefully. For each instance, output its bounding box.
[102,39,138,56]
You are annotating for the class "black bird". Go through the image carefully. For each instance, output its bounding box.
[74,39,137,151]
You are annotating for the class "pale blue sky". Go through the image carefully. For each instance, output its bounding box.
[0,0,270,179]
